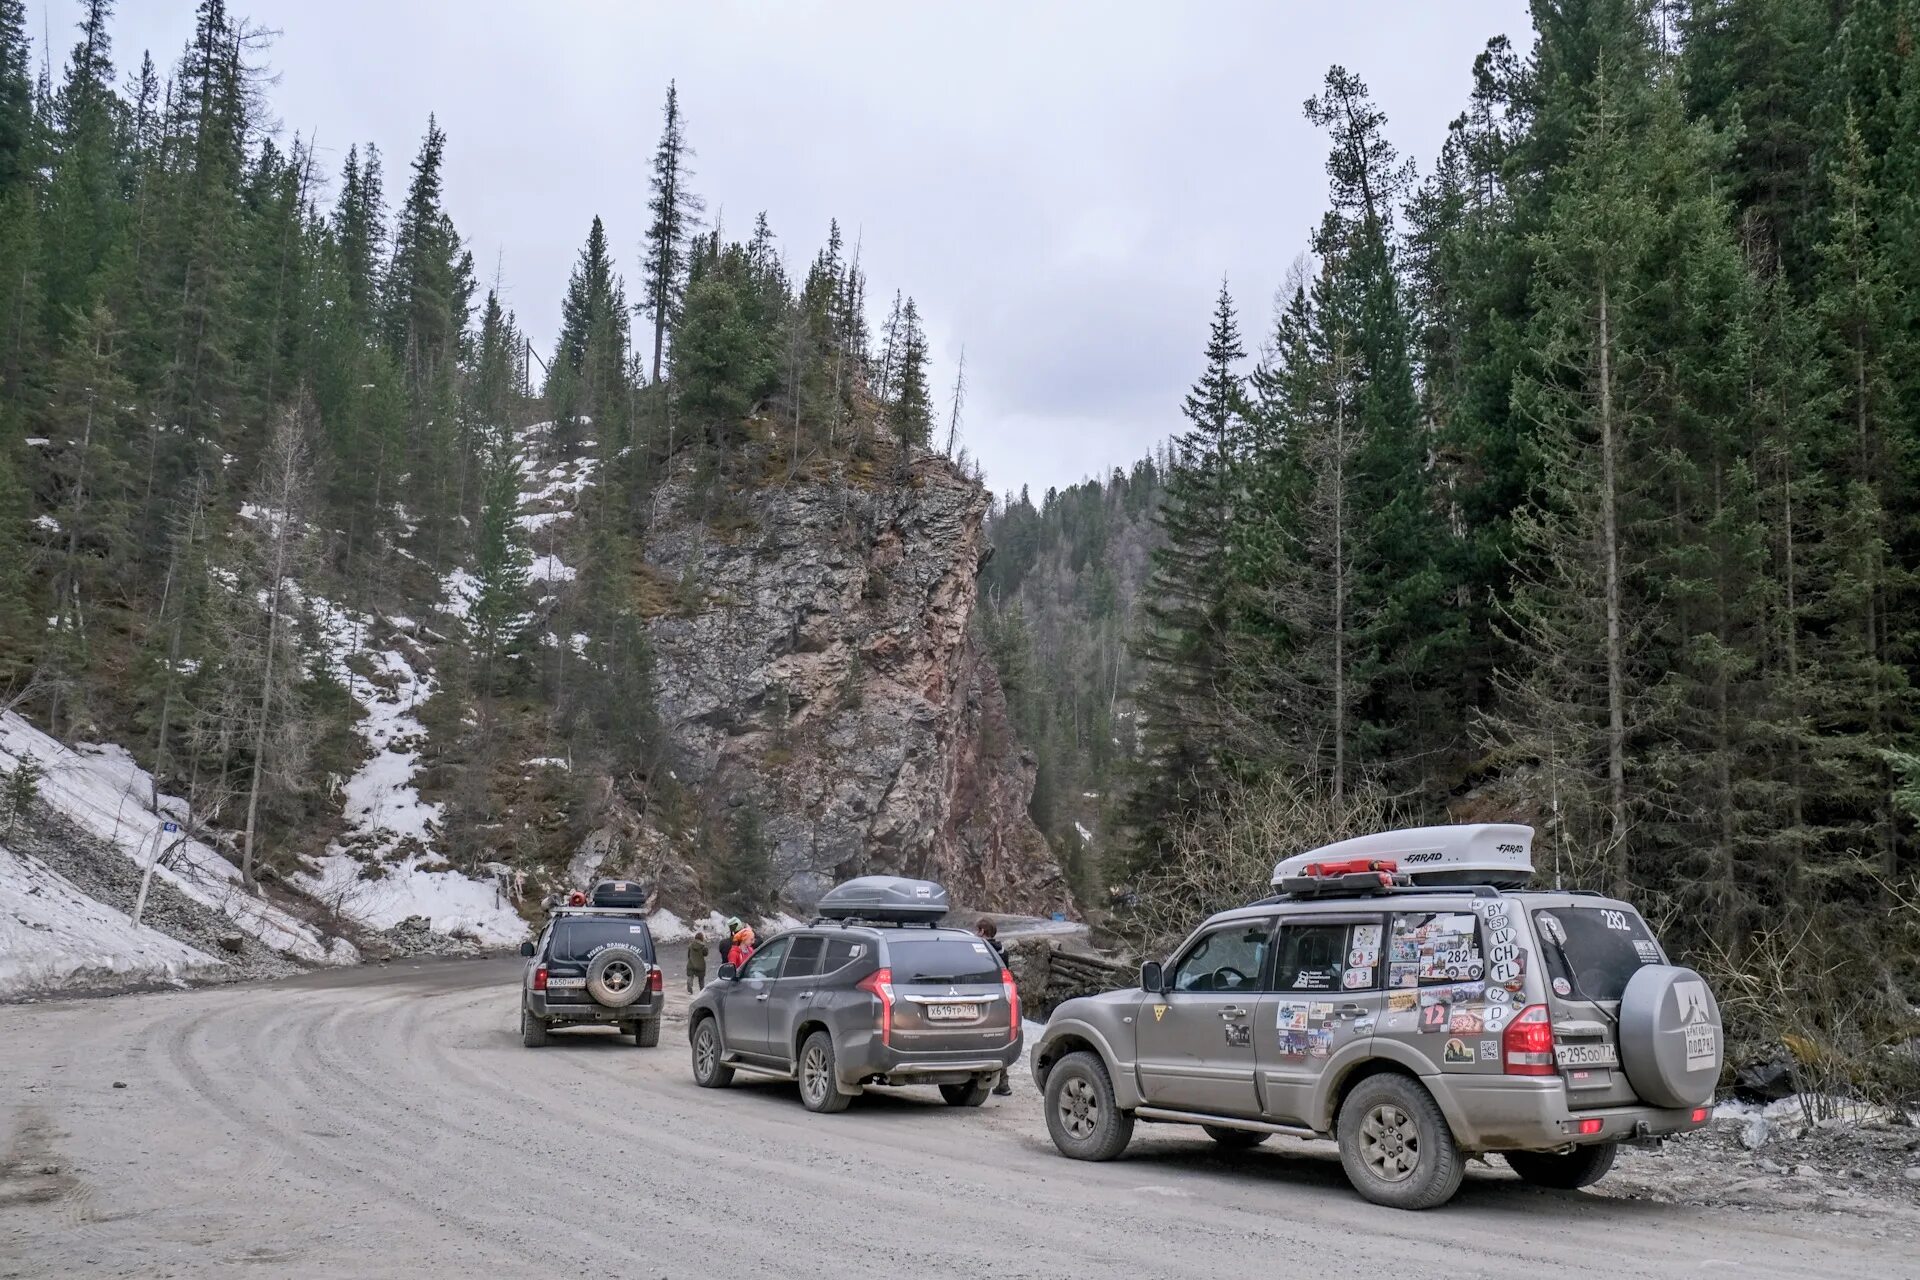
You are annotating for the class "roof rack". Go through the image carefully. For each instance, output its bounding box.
[1252,882,1506,908]
[546,904,653,918]
[806,916,941,930]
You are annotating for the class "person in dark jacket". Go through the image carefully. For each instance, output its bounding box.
[975,918,1014,1096]
[686,931,708,991]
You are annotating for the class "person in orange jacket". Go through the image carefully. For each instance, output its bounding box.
[727,921,756,969]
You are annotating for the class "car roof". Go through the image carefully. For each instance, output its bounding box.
[785,922,976,941]
[1202,886,1637,927]
[550,911,654,927]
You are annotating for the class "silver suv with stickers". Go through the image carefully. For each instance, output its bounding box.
[1030,825,1722,1210]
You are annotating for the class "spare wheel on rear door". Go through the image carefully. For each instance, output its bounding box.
[586,946,647,1007]
[1617,964,1722,1107]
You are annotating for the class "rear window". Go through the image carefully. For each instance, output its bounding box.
[823,938,865,972]
[1533,907,1662,1001]
[885,937,1002,985]
[550,919,654,963]
[784,935,826,978]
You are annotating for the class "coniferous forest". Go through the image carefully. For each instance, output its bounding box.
[0,1,949,904]
[3,0,1918,1083]
[983,0,1920,1070]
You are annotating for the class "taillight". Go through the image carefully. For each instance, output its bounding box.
[532,965,548,992]
[857,967,895,1045]
[1691,1107,1709,1124]
[1504,1004,1555,1075]
[1001,967,1020,1039]
[1576,1117,1603,1136]
[648,968,663,994]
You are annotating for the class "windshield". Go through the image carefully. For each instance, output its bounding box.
[1533,906,1661,1002]
[551,919,655,964]
[885,938,1002,985]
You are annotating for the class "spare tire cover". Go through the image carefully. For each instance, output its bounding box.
[1618,965,1722,1108]
[586,947,647,1007]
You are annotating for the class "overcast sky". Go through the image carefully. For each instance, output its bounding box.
[40,0,1533,497]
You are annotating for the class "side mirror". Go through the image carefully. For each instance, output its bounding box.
[518,941,535,958]
[717,963,739,982]
[1140,960,1165,994]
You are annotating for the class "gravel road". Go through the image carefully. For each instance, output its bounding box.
[3,948,1916,1279]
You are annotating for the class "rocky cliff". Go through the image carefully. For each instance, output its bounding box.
[632,445,1069,915]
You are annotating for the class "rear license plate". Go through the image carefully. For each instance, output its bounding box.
[927,1004,977,1021]
[1554,1042,1619,1068]
[547,977,587,989]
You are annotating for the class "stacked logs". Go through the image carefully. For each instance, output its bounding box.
[1004,936,1138,1020]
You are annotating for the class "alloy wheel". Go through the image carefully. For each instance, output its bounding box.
[803,1045,831,1102]
[1359,1102,1420,1183]
[1059,1075,1099,1141]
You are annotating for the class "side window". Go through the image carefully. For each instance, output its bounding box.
[1171,921,1272,992]
[741,937,790,980]
[1272,922,1380,993]
[1386,912,1483,989]
[783,935,825,979]
[822,938,866,973]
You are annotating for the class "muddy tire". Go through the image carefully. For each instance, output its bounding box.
[940,1079,992,1107]
[1203,1125,1270,1150]
[1336,1074,1463,1210]
[632,1017,660,1048]
[798,1030,853,1114]
[1504,1143,1618,1190]
[690,1016,732,1087]
[1043,1050,1134,1162]
[520,1008,549,1048]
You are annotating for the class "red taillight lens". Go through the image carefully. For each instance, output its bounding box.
[648,968,663,994]
[1001,968,1020,1039]
[1504,1004,1555,1075]
[1691,1107,1709,1124]
[532,965,548,992]
[857,967,895,1045]
[1576,1118,1603,1136]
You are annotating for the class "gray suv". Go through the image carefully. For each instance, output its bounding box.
[1031,825,1724,1209]
[519,906,664,1046]
[687,878,1022,1112]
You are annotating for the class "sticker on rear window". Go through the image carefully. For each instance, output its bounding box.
[971,942,989,953]
[630,926,644,933]
[1634,939,1659,962]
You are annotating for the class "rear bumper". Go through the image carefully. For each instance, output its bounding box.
[527,992,664,1023]
[836,1028,1022,1088]
[1438,1077,1710,1151]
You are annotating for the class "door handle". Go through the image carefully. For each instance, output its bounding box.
[798,991,814,999]
[1218,1006,1248,1019]
[756,993,770,1001]
[1336,1004,1365,1019]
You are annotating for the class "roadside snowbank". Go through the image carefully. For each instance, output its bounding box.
[0,711,353,966]
[0,842,222,997]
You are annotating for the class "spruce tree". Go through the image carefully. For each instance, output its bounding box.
[1123,281,1245,872]
[642,81,702,383]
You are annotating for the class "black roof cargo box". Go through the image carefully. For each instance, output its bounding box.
[590,879,654,909]
[816,876,948,924]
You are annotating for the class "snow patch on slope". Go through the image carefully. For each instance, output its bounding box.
[0,712,354,966]
[0,842,221,997]
[292,592,526,946]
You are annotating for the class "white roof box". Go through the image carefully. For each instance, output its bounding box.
[1272,824,1535,891]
